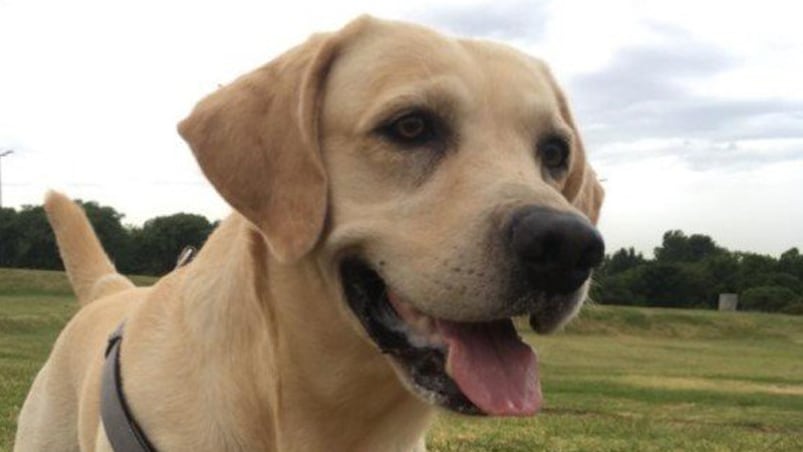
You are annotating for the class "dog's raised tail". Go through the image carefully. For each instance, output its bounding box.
[44,191,134,305]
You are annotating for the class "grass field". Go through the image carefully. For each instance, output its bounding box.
[2,268,802,451]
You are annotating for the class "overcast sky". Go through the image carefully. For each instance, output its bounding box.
[1,0,802,257]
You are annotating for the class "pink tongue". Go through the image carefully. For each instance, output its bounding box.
[437,319,541,416]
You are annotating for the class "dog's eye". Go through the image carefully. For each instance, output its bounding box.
[382,111,436,146]
[539,137,569,169]
[395,115,426,139]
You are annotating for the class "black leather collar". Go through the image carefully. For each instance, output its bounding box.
[101,323,157,452]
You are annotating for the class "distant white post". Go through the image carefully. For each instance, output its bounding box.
[718,293,738,311]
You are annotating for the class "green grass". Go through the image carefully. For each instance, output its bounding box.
[2,268,802,451]
[0,267,156,296]
[0,268,156,450]
[431,307,803,451]
[0,294,75,450]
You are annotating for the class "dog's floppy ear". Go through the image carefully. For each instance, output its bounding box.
[541,66,605,225]
[178,24,365,262]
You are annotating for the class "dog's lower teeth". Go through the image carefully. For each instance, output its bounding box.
[408,334,431,348]
[411,334,445,349]
[394,322,445,349]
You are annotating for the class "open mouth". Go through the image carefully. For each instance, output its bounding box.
[340,258,542,416]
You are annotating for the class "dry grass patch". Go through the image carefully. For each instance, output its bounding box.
[619,375,803,396]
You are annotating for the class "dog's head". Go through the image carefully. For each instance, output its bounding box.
[179,17,604,417]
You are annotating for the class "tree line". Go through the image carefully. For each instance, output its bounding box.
[591,230,803,315]
[0,202,215,276]
[1,202,801,315]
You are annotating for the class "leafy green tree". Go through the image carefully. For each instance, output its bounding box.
[755,273,801,292]
[78,200,135,272]
[131,213,213,275]
[628,262,706,308]
[740,286,799,313]
[12,206,59,269]
[783,300,803,315]
[592,267,642,306]
[654,230,723,263]
[0,207,20,266]
[654,230,689,263]
[778,248,803,283]
[735,252,778,291]
[701,253,740,293]
[686,234,724,262]
[606,247,646,275]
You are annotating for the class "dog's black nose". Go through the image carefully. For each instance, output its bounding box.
[508,206,604,294]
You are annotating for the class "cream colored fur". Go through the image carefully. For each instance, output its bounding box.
[15,16,603,452]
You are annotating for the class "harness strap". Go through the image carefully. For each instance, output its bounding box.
[101,323,157,452]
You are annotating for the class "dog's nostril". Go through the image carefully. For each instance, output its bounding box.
[578,230,605,270]
[541,235,562,262]
[515,232,549,262]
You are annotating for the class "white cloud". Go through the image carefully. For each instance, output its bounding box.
[597,156,803,256]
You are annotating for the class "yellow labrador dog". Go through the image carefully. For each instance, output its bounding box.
[15,16,604,452]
